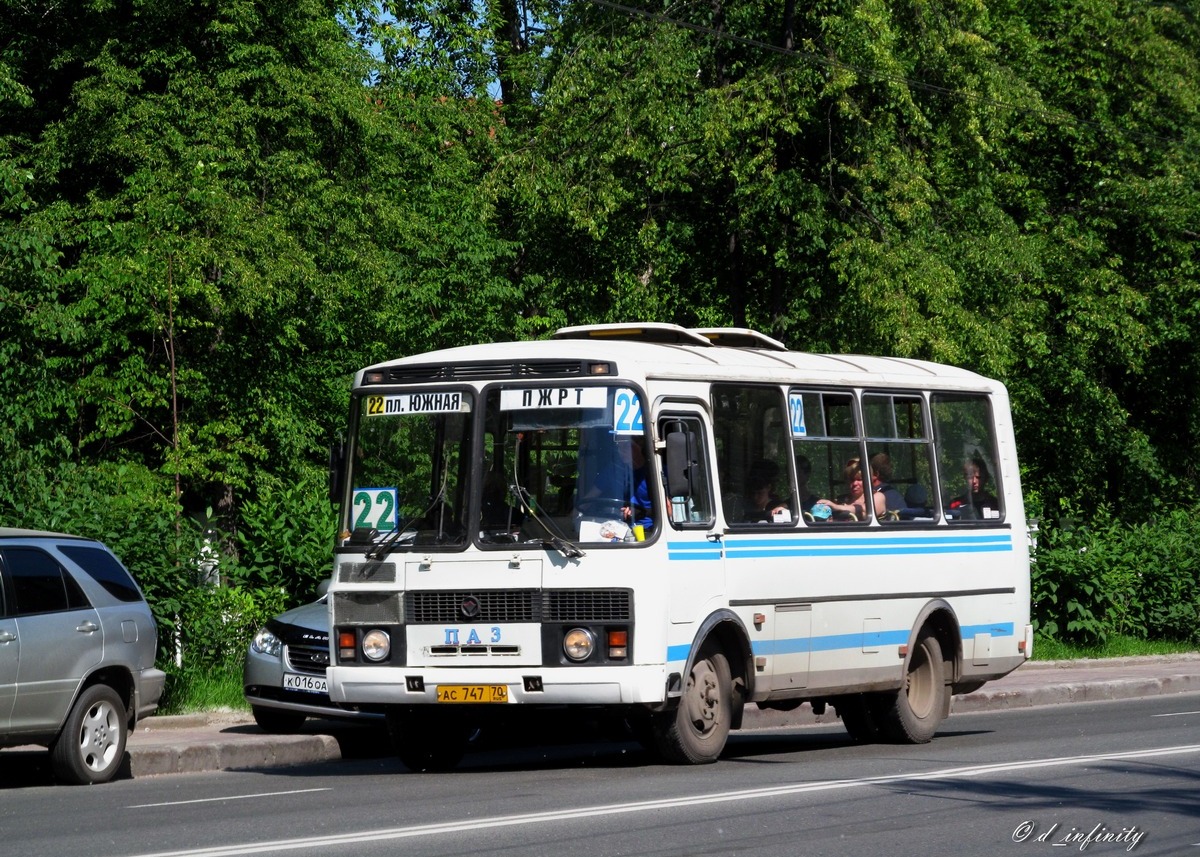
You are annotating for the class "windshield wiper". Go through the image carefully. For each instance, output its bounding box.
[509,485,585,559]
[365,523,416,561]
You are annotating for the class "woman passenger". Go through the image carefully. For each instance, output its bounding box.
[819,458,868,520]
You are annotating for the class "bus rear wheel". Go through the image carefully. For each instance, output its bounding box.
[388,708,472,772]
[835,694,885,743]
[876,631,948,744]
[652,645,732,764]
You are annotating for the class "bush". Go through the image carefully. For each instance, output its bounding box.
[0,460,336,684]
[1032,502,1200,646]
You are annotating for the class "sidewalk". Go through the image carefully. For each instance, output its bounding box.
[123,654,1200,778]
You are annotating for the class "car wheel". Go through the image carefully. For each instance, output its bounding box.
[252,705,308,734]
[50,684,127,785]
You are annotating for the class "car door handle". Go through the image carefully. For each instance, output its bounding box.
[76,621,99,633]
[0,631,15,643]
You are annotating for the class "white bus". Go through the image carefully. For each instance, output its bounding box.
[326,323,1031,770]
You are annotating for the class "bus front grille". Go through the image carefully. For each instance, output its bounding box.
[404,589,633,623]
[407,590,538,623]
[544,589,632,621]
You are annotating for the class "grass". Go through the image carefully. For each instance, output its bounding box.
[1032,634,1198,661]
[157,664,250,716]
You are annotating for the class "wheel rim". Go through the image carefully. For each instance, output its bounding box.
[79,699,121,773]
[906,638,938,720]
[684,657,723,736]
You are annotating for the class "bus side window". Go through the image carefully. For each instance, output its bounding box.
[712,385,797,527]
[931,394,1004,523]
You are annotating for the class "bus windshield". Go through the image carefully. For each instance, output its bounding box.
[479,384,651,548]
[346,390,473,548]
[343,383,652,552]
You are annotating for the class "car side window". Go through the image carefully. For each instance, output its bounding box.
[59,545,144,603]
[1,547,91,615]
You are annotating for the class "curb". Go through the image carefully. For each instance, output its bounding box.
[951,673,1200,712]
[130,733,343,778]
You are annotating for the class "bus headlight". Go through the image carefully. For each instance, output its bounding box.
[563,627,595,662]
[362,629,391,662]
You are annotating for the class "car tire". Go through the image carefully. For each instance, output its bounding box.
[50,684,128,785]
[252,705,308,734]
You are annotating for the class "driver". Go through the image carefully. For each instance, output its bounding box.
[620,436,653,533]
[577,433,654,535]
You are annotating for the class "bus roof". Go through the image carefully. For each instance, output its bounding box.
[358,323,1003,393]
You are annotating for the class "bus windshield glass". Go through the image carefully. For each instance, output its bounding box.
[346,390,473,548]
[475,381,652,544]
[481,384,651,547]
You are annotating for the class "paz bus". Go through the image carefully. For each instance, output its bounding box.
[325,323,1031,770]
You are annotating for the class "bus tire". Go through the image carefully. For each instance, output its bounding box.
[835,694,884,743]
[652,645,732,764]
[877,632,947,744]
[388,708,471,772]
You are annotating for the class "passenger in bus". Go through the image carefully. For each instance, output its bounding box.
[742,459,790,523]
[819,459,868,520]
[869,452,905,516]
[948,456,999,519]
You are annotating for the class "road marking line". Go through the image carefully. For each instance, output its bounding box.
[1151,710,1200,717]
[128,788,331,809]
[124,744,1200,857]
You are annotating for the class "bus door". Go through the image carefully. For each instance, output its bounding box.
[658,407,722,625]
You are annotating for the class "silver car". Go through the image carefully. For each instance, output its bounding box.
[0,528,166,784]
[243,584,382,733]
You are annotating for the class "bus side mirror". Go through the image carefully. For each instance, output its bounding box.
[665,431,695,498]
[328,438,345,502]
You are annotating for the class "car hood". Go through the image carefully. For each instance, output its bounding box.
[271,598,328,633]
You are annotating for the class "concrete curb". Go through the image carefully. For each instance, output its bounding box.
[949,673,1200,712]
[130,733,343,778]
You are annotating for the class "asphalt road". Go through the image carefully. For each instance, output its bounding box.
[3,692,1199,857]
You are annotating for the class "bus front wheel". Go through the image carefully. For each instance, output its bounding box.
[652,645,732,764]
[388,708,472,772]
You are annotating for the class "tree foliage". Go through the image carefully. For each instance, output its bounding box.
[1,0,1199,660]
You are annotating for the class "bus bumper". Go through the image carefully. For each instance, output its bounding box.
[328,664,670,707]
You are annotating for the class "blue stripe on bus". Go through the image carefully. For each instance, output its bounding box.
[959,622,1016,638]
[668,533,1013,561]
[667,622,1014,662]
[665,542,724,561]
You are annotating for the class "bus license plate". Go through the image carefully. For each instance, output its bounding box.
[283,672,327,694]
[436,685,509,703]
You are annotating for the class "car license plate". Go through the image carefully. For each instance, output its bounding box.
[283,672,327,694]
[436,684,509,703]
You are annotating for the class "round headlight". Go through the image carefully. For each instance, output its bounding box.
[362,629,391,661]
[251,627,282,657]
[563,627,595,662]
